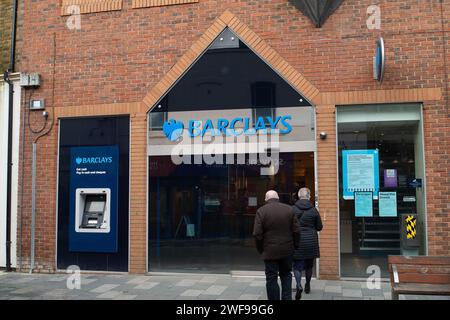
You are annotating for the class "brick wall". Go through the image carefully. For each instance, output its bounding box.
[0,0,13,71]
[0,0,23,72]
[15,0,449,276]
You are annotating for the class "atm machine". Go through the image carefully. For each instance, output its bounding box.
[75,188,111,233]
[69,146,119,253]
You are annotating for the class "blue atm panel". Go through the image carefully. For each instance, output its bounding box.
[69,145,119,252]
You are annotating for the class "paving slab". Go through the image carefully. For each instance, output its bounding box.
[342,289,363,298]
[134,282,159,290]
[362,288,384,297]
[324,285,342,294]
[199,276,219,283]
[175,279,198,287]
[180,289,204,297]
[342,281,363,289]
[203,285,227,296]
[238,294,261,300]
[89,284,120,293]
[97,290,122,299]
[113,294,137,300]
[127,276,151,284]
[249,280,265,287]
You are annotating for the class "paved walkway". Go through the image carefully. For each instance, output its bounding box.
[0,271,448,300]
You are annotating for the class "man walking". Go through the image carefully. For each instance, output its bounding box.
[253,190,300,300]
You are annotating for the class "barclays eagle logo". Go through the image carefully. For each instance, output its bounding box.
[76,157,82,165]
[163,119,184,141]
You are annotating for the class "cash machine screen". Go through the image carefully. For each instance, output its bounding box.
[84,195,106,213]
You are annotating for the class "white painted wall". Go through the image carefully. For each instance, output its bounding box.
[0,76,21,268]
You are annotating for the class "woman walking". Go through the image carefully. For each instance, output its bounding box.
[292,188,323,300]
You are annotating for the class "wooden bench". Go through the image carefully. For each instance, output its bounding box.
[388,255,450,300]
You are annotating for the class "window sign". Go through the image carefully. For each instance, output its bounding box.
[384,169,397,188]
[403,196,416,203]
[186,224,195,237]
[162,115,293,141]
[248,197,257,207]
[343,150,379,199]
[354,191,373,217]
[379,192,397,217]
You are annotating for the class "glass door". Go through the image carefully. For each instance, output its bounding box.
[337,104,426,278]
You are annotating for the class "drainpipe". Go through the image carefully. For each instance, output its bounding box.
[29,142,36,273]
[4,0,19,272]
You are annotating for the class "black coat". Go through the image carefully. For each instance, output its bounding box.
[292,200,323,260]
[253,199,300,260]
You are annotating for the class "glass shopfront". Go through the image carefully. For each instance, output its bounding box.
[147,28,316,273]
[148,152,314,272]
[337,104,426,277]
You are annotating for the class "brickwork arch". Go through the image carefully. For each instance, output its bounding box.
[142,10,321,111]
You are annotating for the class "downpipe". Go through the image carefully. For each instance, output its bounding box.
[29,143,37,273]
[3,0,18,272]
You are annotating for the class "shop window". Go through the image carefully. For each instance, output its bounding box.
[337,104,426,278]
[61,0,123,16]
[132,0,199,9]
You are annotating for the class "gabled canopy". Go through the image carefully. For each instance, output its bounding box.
[289,0,344,28]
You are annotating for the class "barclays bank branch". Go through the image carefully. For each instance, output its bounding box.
[4,1,447,281]
[56,27,428,278]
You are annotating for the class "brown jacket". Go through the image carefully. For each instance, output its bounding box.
[252,199,300,260]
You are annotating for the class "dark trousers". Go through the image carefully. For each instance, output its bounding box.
[264,256,293,300]
[293,259,314,290]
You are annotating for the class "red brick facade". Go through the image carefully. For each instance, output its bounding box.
[15,0,449,277]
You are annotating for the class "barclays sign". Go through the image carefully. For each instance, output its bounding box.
[163,115,293,141]
[75,156,113,165]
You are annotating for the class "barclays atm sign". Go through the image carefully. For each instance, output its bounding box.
[75,156,113,165]
[163,115,293,141]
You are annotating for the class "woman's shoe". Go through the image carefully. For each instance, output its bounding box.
[295,287,303,300]
[305,283,310,294]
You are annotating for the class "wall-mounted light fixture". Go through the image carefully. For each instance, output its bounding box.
[29,99,45,110]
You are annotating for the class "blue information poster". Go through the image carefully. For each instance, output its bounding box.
[379,192,397,217]
[354,191,373,217]
[343,150,379,200]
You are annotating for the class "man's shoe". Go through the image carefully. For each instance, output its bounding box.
[295,287,303,300]
[305,283,310,294]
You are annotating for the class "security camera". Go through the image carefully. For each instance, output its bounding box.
[320,132,327,140]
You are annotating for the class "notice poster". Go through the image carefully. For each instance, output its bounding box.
[379,192,397,217]
[384,169,398,188]
[186,224,195,237]
[354,191,373,217]
[248,197,257,207]
[343,150,380,200]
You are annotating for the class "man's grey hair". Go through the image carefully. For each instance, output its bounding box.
[298,187,311,200]
[265,190,279,202]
